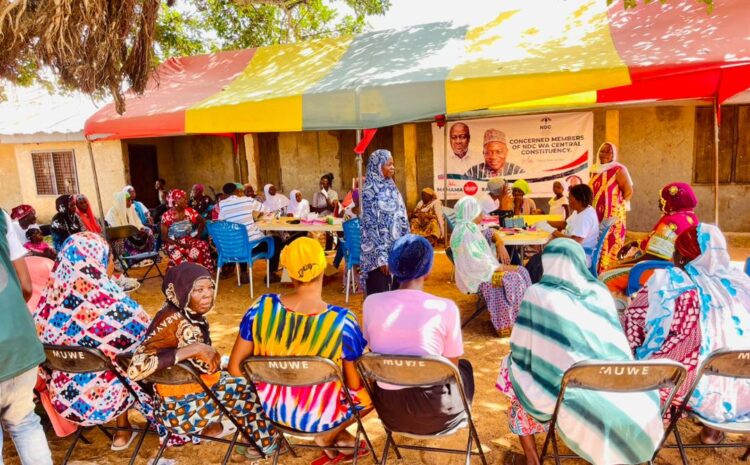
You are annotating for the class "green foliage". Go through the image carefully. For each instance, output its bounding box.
[155,0,390,60]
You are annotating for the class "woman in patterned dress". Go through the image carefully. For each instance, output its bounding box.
[34,232,155,449]
[600,182,698,294]
[589,142,633,272]
[360,149,409,295]
[160,189,214,272]
[228,237,372,465]
[624,224,750,444]
[451,196,531,336]
[127,263,277,457]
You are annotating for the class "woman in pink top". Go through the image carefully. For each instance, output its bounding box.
[362,234,474,435]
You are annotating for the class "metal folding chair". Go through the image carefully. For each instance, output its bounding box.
[241,356,378,465]
[42,345,153,465]
[659,348,750,465]
[356,353,488,465]
[540,360,687,464]
[131,358,271,465]
[105,225,163,283]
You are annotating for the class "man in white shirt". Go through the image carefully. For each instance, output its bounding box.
[218,182,282,282]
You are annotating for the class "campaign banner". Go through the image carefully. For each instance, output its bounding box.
[432,112,593,200]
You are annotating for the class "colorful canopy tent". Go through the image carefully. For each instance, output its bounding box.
[85,0,750,140]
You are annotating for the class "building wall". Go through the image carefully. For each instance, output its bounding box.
[278,131,341,198]
[12,140,126,222]
[617,105,749,233]
[171,136,237,191]
[0,144,23,213]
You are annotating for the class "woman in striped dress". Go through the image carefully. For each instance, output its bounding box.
[496,238,663,465]
[229,237,371,465]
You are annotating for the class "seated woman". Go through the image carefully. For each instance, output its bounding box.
[624,224,750,444]
[600,182,698,294]
[287,189,310,218]
[24,227,56,260]
[188,183,214,218]
[75,194,102,234]
[127,263,277,457]
[50,194,83,251]
[106,191,157,258]
[228,238,371,464]
[311,173,339,216]
[497,239,664,465]
[34,232,159,449]
[364,234,474,435]
[409,187,445,246]
[262,184,289,214]
[124,186,155,228]
[451,196,531,337]
[161,189,214,272]
[511,180,538,215]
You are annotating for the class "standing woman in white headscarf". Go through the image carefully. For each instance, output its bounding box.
[361,149,409,296]
[262,184,290,214]
[589,142,633,272]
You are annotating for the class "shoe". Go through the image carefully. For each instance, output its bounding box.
[267,274,281,284]
[114,276,140,293]
[240,273,250,284]
[131,259,154,268]
[111,431,138,451]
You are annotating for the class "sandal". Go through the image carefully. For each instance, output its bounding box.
[699,428,725,445]
[337,440,369,464]
[310,451,340,465]
[111,431,138,451]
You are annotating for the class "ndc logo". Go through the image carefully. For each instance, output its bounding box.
[540,116,552,130]
[463,182,478,196]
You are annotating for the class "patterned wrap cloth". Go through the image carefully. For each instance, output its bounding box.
[34,233,154,426]
[162,189,214,272]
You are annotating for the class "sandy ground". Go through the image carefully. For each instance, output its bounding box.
[4,248,749,465]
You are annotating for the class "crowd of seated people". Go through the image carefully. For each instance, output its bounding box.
[4,155,750,465]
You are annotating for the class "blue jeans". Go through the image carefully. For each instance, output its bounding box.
[0,369,53,465]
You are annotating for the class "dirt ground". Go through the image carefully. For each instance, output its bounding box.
[4,248,749,465]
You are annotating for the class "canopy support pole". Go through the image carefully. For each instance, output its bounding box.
[356,130,363,189]
[86,139,106,236]
[713,100,720,226]
[443,123,448,207]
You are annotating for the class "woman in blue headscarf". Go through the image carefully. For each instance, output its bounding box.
[360,149,409,296]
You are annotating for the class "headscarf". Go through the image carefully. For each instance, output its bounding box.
[192,184,205,195]
[262,184,290,212]
[167,189,187,208]
[105,191,144,229]
[389,234,434,282]
[11,204,34,221]
[487,178,506,195]
[161,263,214,342]
[280,237,327,283]
[591,142,633,185]
[675,225,701,261]
[75,194,102,234]
[660,182,697,214]
[287,190,310,218]
[360,149,409,274]
[51,195,82,236]
[450,196,498,293]
[507,239,662,464]
[512,179,531,195]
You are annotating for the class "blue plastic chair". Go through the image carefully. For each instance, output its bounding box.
[588,217,616,276]
[626,260,674,297]
[207,221,275,300]
[342,218,361,303]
